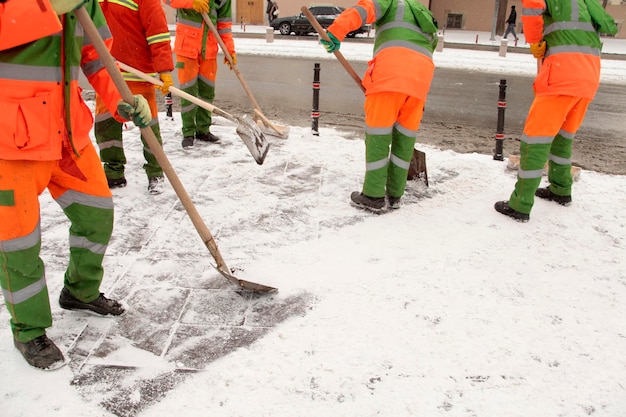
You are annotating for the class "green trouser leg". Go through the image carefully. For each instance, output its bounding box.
[0,233,52,343]
[362,132,392,198]
[508,140,552,214]
[180,80,199,138]
[547,133,573,196]
[180,79,215,137]
[95,116,126,180]
[386,126,417,198]
[196,77,215,134]
[140,121,163,179]
[62,200,113,303]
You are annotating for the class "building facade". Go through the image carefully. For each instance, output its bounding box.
[163,1,625,39]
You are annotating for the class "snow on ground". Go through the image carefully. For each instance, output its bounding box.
[1,30,626,417]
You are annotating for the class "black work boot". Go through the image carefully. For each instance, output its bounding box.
[494,201,529,222]
[387,195,401,210]
[59,287,125,316]
[196,132,220,143]
[350,191,386,213]
[535,187,572,206]
[107,177,127,189]
[181,136,194,149]
[14,334,65,370]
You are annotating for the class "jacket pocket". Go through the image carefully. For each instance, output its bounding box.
[174,25,202,59]
[0,93,52,153]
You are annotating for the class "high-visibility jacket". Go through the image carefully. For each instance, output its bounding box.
[164,0,235,60]
[522,0,617,98]
[326,0,438,101]
[0,0,123,161]
[98,0,174,81]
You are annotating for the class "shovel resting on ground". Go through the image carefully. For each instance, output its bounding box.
[200,11,290,139]
[302,6,428,185]
[76,7,276,293]
[117,62,269,165]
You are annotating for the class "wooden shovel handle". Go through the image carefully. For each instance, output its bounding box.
[75,7,230,272]
[301,6,365,93]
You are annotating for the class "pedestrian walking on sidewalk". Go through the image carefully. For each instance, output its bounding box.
[495,0,617,222]
[0,0,151,370]
[503,5,518,40]
[96,0,175,195]
[320,0,438,213]
[165,0,237,149]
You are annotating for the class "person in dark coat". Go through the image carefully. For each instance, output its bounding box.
[503,5,518,40]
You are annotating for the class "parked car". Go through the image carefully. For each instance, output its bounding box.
[270,6,370,38]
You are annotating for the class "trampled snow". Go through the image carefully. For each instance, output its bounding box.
[1,29,625,417]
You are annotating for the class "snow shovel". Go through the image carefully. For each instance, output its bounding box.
[302,6,428,186]
[200,11,290,139]
[117,62,269,165]
[76,7,276,293]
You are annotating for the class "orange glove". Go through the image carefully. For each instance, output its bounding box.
[224,52,236,70]
[530,40,546,59]
[157,72,173,95]
[192,0,209,13]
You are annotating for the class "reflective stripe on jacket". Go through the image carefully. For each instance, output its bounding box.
[327,0,437,100]
[0,1,123,161]
[164,0,235,60]
[99,0,174,80]
[522,0,617,98]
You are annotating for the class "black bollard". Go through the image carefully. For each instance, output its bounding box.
[165,92,173,119]
[494,79,506,161]
[311,63,320,136]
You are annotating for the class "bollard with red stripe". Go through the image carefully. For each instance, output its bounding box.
[312,63,320,136]
[494,79,507,161]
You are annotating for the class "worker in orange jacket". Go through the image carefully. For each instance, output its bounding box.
[95,0,174,194]
[495,0,617,222]
[320,0,438,212]
[0,0,151,370]
[164,0,236,149]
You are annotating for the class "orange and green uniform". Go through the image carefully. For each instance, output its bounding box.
[327,0,437,199]
[95,0,174,181]
[508,0,617,214]
[0,0,123,343]
[164,0,235,138]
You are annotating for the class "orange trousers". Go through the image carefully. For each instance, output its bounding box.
[508,94,591,214]
[0,144,113,342]
[362,92,424,198]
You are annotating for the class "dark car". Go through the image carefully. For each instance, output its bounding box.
[270,6,370,38]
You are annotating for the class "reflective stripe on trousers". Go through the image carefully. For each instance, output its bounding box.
[176,56,217,137]
[0,145,113,342]
[362,92,424,198]
[508,95,591,214]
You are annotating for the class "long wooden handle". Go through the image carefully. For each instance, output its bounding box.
[301,6,365,93]
[75,7,230,271]
[201,12,259,110]
[116,61,239,123]
[201,12,284,136]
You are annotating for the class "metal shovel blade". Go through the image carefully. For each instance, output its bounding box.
[202,105,269,165]
[212,265,277,293]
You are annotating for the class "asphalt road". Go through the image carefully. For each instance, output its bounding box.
[80,52,626,174]
[215,54,626,137]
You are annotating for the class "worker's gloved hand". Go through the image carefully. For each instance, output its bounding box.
[117,95,151,128]
[192,0,209,13]
[530,40,546,59]
[320,31,340,53]
[157,72,173,95]
[50,0,87,15]
[223,53,237,70]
